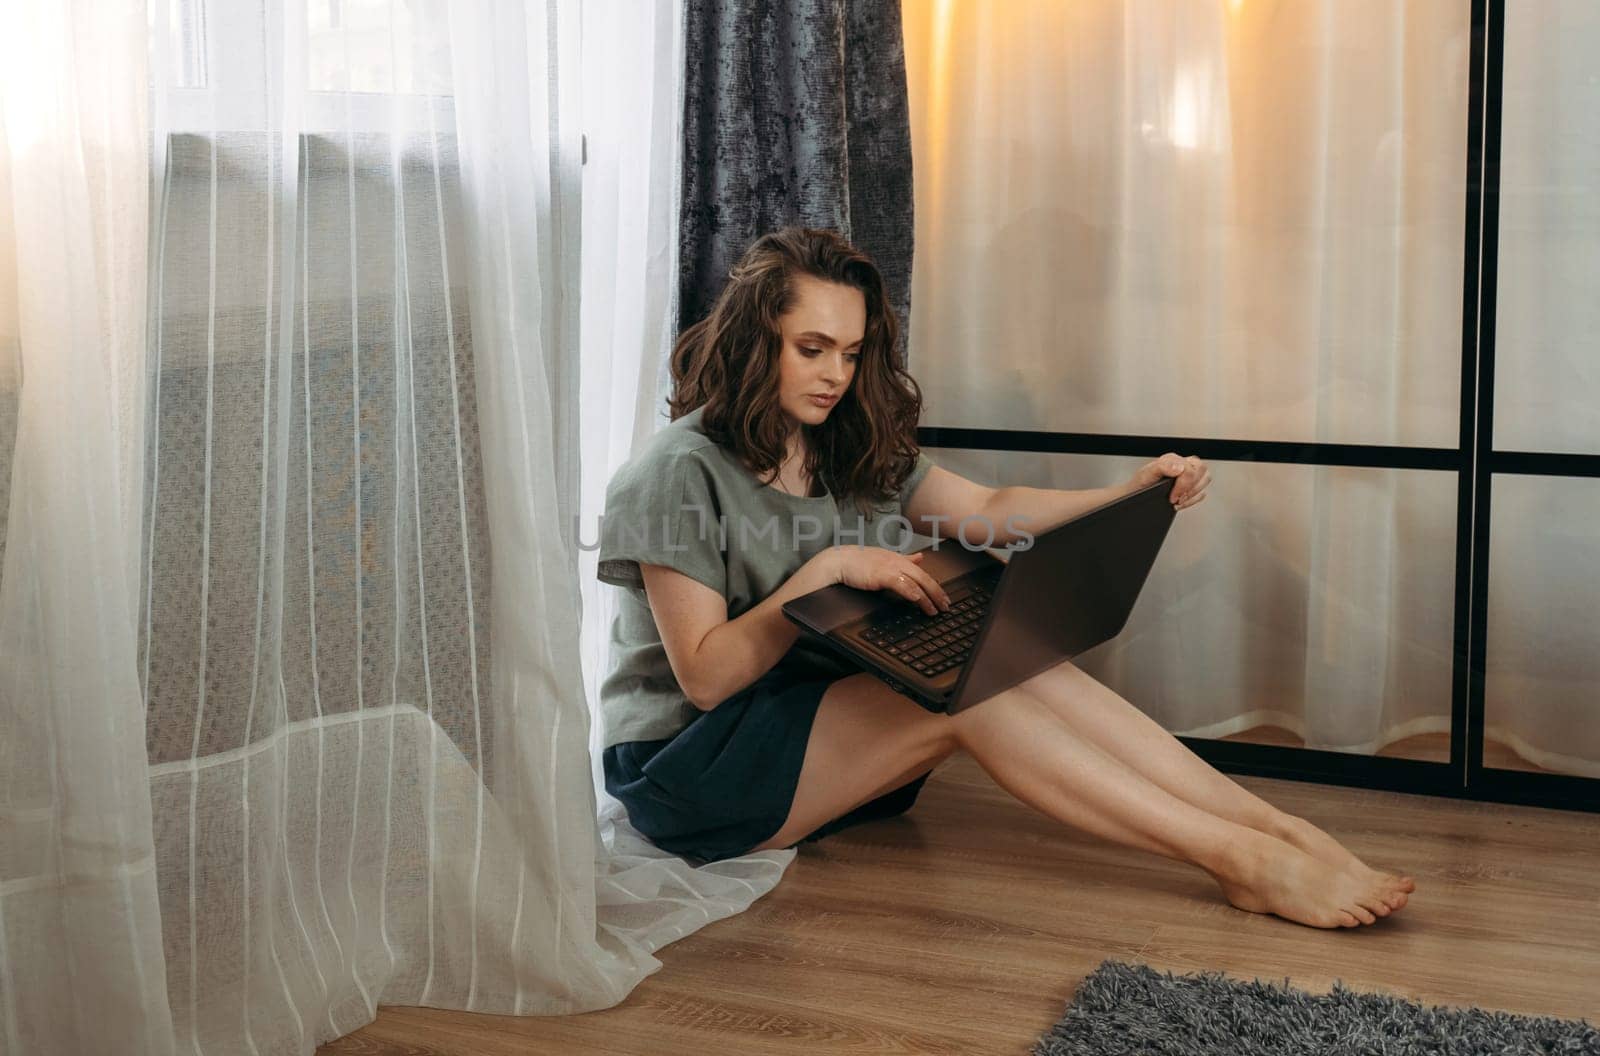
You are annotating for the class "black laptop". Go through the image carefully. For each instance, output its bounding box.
[782,476,1177,713]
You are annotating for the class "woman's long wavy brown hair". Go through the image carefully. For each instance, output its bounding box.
[668,227,923,515]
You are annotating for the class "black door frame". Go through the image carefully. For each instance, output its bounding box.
[916,0,1600,813]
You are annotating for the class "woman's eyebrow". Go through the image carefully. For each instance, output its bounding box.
[796,330,864,350]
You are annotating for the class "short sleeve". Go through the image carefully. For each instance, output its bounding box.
[895,450,936,512]
[596,452,727,596]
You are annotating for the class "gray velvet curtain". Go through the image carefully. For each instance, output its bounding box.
[678,0,914,352]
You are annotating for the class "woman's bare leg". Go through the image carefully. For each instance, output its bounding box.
[1015,661,1414,900]
[748,672,960,853]
[950,689,1410,926]
[758,673,1410,928]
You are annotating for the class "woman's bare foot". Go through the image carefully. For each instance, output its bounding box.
[1211,829,1413,928]
[1263,812,1416,901]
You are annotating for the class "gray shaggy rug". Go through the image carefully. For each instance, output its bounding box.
[1034,960,1600,1055]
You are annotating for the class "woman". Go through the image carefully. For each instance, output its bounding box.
[596,227,1415,929]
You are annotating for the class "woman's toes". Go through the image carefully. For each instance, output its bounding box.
[1350,904,1377,925]
[1338,910,1360,927]
[1378,878,1408,903]
[1362,897,1391,917]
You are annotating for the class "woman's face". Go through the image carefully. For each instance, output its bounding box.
[774,274,865,432]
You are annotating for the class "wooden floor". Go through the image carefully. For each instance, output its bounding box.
[323,738,1600,1055]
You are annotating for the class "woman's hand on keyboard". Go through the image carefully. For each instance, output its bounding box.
[825,546,952,615]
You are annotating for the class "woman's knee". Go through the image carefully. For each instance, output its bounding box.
[947,683,1057,746]
[752,677,957,850]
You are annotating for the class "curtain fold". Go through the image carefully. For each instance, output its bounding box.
[0,1,176,1052]
[678,0,915,356]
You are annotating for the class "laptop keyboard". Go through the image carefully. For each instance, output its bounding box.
[859,584,993,678]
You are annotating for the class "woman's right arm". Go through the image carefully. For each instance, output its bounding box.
[641,545,952,712]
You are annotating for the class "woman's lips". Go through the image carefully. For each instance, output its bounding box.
[808,394,838,407]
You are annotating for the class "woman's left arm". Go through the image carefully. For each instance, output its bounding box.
[904,453,1211,548]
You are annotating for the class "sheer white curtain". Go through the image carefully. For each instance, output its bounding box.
[2,0,787,1052]
[0,2,174,1052]
[139,3,659,1045]
[578,0,799,964]
[902,2,1512,761]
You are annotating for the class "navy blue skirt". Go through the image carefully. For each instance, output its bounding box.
[603,665,937,864]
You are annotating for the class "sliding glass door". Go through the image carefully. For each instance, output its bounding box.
[1474,0,1600,806]
[902,0,1598,810]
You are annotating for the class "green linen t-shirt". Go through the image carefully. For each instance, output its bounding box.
[595,405,935,749]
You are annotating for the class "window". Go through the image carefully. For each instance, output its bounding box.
[158,0,455,132]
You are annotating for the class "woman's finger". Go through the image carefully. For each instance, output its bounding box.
[905,563,951,611]
[905,571,942,614]
[890,570,938,614]
[1177,465,1211,504]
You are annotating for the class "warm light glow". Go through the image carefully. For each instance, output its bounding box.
[0,5,54,155]
[1171,72,1203,149]
[908,2,1229,162]
[0,12,44,381]
[1143,57,1229,154]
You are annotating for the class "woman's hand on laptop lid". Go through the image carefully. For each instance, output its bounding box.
[1129,453,1211,512]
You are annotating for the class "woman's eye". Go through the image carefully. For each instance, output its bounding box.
[802,347,823,356]
[844,353,861,364]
